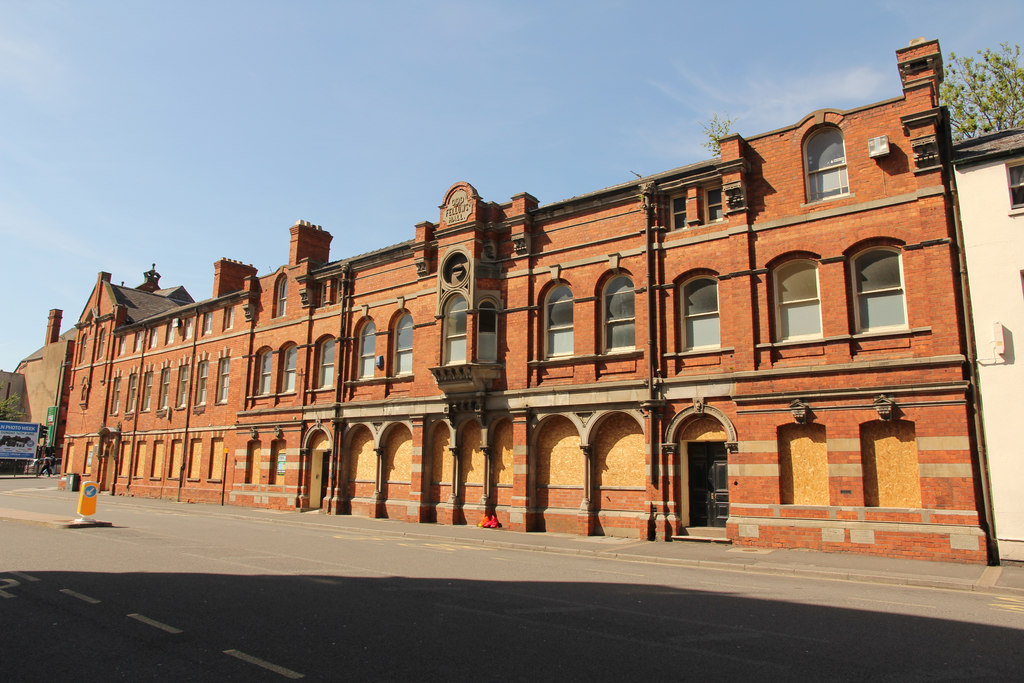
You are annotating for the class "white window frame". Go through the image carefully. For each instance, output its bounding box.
[202,312,213,335]
[275,277,288,318]
[393,316,413,376]
[705,187,723,222]
[126,373,138,414]
[477,301,498,363]
[158,368,170,410]
[443,297,468,364]
[851,248,908,333]
[176,366,190,408]
[1009,163,1024,209]
[258,351,273,395]
[141,371,153,412]
[318,338,336,387]
[680,277,721,350]
[216,358,231,403]
[545,285,574,358]
[774,260,823,342]
[184,318,193,340]
[359,323,376,378]
[671,195,687,229]
[195,360,209,405]
[280,346,297,393]
[604,275,636,352]
[805,127,849,203]
[110,377,121,415]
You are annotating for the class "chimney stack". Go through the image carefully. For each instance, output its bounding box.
[45,309,63,345]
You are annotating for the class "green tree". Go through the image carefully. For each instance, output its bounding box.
[941,42,1024,141]
[0,394,26,421]
[701,112,735,156]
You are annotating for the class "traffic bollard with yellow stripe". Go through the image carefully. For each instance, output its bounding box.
[76,481,99,521]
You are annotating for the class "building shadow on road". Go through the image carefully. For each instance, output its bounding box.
[4,570,1021,681]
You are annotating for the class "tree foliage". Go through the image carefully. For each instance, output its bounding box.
[941,42,1024,141]
[701,112,735,156]
[0,394,26,421]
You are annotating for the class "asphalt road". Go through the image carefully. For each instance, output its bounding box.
[3,479,1024,681]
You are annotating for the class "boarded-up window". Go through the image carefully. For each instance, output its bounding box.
[431,425,451,485]
[349,427,377,482]
[134,441,147,478]
[492,419,514,486]
[385,426,412,484]
[536,416,582,487]
[595,413,645,488]
[460,421,485,485]
[778,423,829,505]
[861,420,921,508]
[169,440,183,479]
[209,438,224,480]
[151,441,164,479]
[188,439,203,479]
[245,441,260,484]
[119,442,131,476]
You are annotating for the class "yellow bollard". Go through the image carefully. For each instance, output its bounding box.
[76,481,99,520]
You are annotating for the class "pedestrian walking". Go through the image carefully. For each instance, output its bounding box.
[38,454,55,477]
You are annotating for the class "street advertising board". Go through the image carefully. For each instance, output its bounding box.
[0,421,40,459]
[44,406,57,447]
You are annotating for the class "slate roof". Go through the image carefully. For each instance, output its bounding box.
[109,283,194,325]
[953,128,1024,166]
[17,328,77,366]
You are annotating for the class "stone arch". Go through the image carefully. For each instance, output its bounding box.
[490,417,514,488]
[581,409,644,446]
[664,403,737,446]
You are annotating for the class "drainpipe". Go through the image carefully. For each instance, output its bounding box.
[640,182,662,479]
[176,321,199,502]
[947,147,999,565]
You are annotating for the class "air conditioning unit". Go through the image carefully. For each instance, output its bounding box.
[868,135,890,158]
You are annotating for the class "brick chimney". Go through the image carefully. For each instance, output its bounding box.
[289,221,332,266]
[136,264,161,293]
[45,309,63,345]
[213,258,259,297]
[896,38,943,107]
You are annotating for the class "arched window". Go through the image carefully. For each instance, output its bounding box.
[546,285,574,357]
[478,301,497,363]
[775,261,821,341]
[318,338,336,388]
[681,278,720,349]
[604,276,635,351]
[280,345,297,392]
[852,249,906,332]
[275,277,288,318]
[805,127,849,202]
[359,322,376,378]
[444,297,467,364]
[257,350,273,395]
[393,315,413,375]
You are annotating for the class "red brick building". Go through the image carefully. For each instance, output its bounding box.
[61,39,989,562]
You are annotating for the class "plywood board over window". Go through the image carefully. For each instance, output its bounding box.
[460,421,485,485]
[536,416,583,487]
[349,427,377,482]
[492,419,514,486]
[209,437,224,480]
[861,420,922,508]
[430,425,451,485]
[595,413,645,488]
[151,441,165,479]
[679,417,727,442]
[385,426,412,483]
[778,423,829,505]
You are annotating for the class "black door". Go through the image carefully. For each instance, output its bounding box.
[320,452,330,502]
[687,442,729,527]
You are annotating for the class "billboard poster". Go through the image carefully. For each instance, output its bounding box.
[0,421,40,459]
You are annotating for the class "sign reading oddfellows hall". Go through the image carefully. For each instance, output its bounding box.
[59,38,991,563]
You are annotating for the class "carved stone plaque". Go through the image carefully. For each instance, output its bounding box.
[443,189,473,225]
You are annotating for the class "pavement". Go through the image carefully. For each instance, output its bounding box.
[3,475,1024,597]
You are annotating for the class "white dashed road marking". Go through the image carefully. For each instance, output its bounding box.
[60,589,100,604]
[9,571,40,582]
[127,613,183,633]
[224,649,304,679]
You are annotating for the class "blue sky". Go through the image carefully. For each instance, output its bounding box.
[2,0,1021,370]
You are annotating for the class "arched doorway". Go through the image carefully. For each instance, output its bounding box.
[679,417,729,528]
[307,431,331,511]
